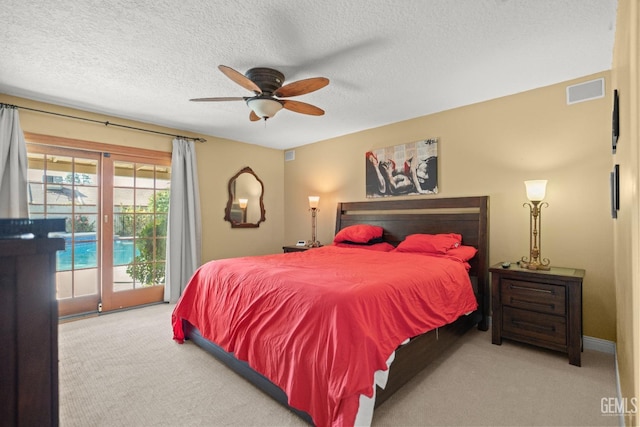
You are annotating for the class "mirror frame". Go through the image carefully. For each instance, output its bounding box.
[224,166,266,228]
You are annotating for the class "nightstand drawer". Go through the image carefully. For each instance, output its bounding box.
[503,306,566,345]
[501,279,565,315]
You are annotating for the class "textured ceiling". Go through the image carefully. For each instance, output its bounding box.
[0,0,617,150]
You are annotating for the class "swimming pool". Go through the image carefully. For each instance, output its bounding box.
[55,233,139,271]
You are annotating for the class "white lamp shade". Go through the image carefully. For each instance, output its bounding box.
[524,180,547,201]
[247,98,283,119]
[308,196,320,209]
[238,198,248,209]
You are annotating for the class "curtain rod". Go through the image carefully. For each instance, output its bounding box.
[0,103,206,143]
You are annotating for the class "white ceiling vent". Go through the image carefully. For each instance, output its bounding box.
[566,78,605,105]
[284,150,295,161]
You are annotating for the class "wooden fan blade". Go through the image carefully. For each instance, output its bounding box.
[249,110,261,121]
[189,97,246,102]
[218,65,262,94]
[281,99,325,116]
[275,77,329,98]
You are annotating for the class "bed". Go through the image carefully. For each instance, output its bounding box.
[172,196,489,426]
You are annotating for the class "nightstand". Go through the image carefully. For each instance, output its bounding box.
[490,263,585,366]
[282,245,322,253]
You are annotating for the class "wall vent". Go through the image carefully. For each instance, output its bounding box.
[284,150,295,161]
[566,78,604,105]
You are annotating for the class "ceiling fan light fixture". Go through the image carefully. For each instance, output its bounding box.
[247,98,283,120]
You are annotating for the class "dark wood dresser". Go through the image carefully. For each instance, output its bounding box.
[490,263,584,366]
[0,237,65,426]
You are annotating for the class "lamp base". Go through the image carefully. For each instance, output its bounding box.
[307,241,321,248]
[519,260,551,271]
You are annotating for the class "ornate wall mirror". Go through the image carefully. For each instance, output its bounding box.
[224,166,266,228]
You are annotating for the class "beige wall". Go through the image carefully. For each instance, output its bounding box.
[611,0,639,423]
[284,72,616,342]
[0,94,285,263]
[196,133,284,261]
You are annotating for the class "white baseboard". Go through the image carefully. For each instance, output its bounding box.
[582,337,623,426]
[615,348,625,427]
[583,335,616,354]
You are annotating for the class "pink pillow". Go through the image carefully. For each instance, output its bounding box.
[334,242,395,252]
[333,224,384,244]
[394,233,462,254]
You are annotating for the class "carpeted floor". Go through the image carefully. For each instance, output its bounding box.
[58,303,619,426]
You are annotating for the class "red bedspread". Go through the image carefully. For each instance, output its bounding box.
[172,245,477,427]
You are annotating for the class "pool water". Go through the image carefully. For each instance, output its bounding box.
[55,233,139,271]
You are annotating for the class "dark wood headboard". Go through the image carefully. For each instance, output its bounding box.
[335,196,489,330]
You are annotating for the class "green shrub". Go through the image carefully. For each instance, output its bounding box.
[67,215,96,233]
[125,190,169,286]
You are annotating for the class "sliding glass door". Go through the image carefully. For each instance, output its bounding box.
[101,153,170,311]
[27,138,171,317]
[27,146,101,316]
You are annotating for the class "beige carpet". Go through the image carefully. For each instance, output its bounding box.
[59,303,619,427]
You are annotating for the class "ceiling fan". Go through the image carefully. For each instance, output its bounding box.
[190,65,330,122]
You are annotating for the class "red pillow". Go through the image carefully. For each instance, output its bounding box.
[333,224,384,244]
[334,242,395,252]
[429,245,477,271]
[441,245,477,262]
[394,233,462,254]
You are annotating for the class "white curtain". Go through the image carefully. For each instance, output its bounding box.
[165,138,202,303]
[0,104,28,218]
